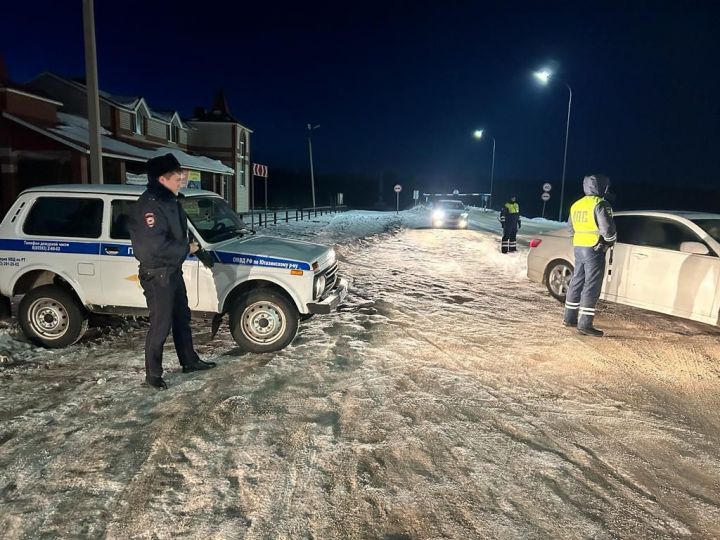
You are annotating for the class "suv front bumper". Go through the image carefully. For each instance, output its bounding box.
[306,277,349,314]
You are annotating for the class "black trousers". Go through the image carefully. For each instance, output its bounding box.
[139,266,200,378]
[501,225,518,253]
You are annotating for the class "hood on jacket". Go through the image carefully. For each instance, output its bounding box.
[583,174,610,196]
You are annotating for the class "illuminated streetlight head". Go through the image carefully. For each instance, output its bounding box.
[534,69,552,85]
[473,129,484,139]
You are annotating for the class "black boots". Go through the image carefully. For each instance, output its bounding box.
[577,326,604,337]
[181,359,217,373]
[145,359,216,389]
[145,375,168,390]
[577,314,604,337]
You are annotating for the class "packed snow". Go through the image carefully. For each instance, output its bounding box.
[1,208,719,539]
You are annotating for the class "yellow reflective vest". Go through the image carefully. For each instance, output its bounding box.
[570,195,604,247]
[504,202,519,214]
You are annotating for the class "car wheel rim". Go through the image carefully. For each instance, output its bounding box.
[28,298,69,340]
[549,265,572,296]
[241,301,286,345]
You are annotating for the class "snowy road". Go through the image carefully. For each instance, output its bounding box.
[1,209,720,539]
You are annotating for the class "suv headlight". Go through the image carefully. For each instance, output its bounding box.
[433,209,445,220]
[314,275,326,299]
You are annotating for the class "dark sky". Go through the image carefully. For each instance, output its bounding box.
[3,0,719,200]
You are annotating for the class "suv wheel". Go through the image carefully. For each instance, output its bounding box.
[18,285,88,348]
[545,260,574,302]
[229,290,299,353]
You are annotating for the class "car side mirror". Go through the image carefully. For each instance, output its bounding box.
[680,241,709,255]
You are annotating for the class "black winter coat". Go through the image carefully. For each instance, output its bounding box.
[130,182,190,268]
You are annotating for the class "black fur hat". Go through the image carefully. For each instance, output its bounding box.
[147,153,182,184]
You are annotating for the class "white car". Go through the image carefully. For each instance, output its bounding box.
[0,185,348,350]
[432,200,469,228]
[527,211,720,327]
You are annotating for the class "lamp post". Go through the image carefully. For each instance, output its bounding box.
[534,68,572,222]
[307,123,320,208]
[473,129,496,209]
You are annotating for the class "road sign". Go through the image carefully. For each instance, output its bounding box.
[452,189,459,195]
[253,163,269,177]
[412,189,419,200]
[541,192,551,201]
[542,182,552,192]
[394,184,402,193]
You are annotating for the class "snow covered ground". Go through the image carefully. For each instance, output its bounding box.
[1,208,720,539]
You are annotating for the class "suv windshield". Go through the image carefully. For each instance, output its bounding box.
[182,196,246,243]
[691,218,720,244]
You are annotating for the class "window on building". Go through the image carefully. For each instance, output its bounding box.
[23,197,103,238]
[168,123,179,143]
[240,132,247,159]
[132,110,144,135]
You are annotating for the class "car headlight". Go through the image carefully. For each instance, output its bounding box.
[432,209,445,220]
[314,275,326,299]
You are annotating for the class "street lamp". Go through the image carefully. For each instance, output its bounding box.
[473,129,496,209]
[534,68,572,221]
[307,123,320,208]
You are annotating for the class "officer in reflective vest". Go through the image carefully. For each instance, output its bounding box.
[499,196,521,253]
[563,174,616,337]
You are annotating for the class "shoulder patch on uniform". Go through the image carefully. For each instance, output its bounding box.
[144,212,156,228]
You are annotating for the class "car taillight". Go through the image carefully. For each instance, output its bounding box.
[529,238,542,248]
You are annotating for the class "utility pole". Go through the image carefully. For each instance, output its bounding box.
[82,0,103,183]
[307,124,320,207]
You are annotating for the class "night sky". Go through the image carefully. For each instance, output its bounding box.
[3,1,719,212]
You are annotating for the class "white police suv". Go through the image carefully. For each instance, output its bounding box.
[0,185,347,350]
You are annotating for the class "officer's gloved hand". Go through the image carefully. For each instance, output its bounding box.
[518,221,522,229]
[196,248,215,268]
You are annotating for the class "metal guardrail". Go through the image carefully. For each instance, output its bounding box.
[239,206,348,228]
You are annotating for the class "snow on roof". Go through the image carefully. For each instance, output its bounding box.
[5,111,233,175]
[21,184,219,197]
[98,89,140,109]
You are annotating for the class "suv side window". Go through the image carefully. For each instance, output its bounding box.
[23,197,103,238]
[110,199,136,240]
[615,215,707,252]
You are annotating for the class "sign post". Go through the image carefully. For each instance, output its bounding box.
[394,184,402,215]
[541,182,552,219]
[253,163,269,228]
[541,191,551,219]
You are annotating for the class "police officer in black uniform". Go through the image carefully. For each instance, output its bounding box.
[130,153,216,390]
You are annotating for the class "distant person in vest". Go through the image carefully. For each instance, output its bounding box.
[563,174,617,337]
[499,196,521,253]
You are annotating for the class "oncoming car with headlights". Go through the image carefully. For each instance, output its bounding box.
[432,199,469,228]
[0,184,348,352]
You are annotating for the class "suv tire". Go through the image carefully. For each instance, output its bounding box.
[230,290,299,353]
[18,285,88,348]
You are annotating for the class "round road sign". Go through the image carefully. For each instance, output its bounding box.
[542,182,552,192]
[394,184,402,193]
[541,192,551,201]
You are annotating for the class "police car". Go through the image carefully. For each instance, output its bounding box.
[0,185,348,350]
